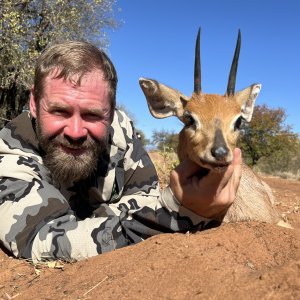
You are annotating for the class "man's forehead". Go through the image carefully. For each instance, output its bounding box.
[41,70,111,108]
[46,68,106,86]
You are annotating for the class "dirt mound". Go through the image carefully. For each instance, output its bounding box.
[1,177,300,299]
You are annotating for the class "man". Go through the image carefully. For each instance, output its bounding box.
[0,41,242,262]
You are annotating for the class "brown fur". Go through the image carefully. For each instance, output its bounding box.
[179,93,241,167]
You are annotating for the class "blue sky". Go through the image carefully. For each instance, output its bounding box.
[107,0,300,140]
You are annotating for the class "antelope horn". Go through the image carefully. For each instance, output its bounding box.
[226,30,241,96]
[194,28,201,94]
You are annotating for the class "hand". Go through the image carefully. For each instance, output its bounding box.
[169,148,242,219]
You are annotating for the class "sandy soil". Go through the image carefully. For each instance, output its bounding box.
[1,169,300,299]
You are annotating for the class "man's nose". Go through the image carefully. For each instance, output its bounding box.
[64,115,88,140]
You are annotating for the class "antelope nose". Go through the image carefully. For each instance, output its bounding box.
[211,145,229,161]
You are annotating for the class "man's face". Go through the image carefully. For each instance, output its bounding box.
[30,70,112,183]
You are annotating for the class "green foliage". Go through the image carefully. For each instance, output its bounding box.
[256,138,300,178]
[151,129,179,152]
[0,0,118,127]
[150,129,180,186]
[238,104,300,175]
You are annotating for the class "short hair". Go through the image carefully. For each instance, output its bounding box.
[33,41,118,116]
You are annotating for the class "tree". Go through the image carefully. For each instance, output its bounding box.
[151,129,179,152]
[150,129,179,186]
[0,0,118,128]
[238,104,299,168]
[257,138,300,175]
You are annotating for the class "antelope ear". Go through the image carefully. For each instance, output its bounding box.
[235,83,261,122]
[139,78,189,119]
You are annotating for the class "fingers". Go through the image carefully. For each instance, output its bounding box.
[232,148,242,168]
[173,159,202,184]
[170,158,205,205]
[169,149,243,218]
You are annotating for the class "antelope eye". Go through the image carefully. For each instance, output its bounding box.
[184,114,195,127]
[234,116,244,131]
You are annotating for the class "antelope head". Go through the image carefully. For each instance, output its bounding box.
[139,29,261,172]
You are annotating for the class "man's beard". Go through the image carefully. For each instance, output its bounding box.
[35,119,108,184]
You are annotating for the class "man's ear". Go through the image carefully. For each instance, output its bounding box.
[29,85,37,118]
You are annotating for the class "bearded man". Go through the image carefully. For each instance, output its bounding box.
[0,41,241,261]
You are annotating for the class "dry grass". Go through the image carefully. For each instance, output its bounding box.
[148,151,179,188]
[272,170,300,181]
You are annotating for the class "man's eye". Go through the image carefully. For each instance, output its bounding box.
[53,109,68,116]
[84,113,102,121]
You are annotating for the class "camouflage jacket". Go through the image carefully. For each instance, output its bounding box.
[0,111,211,262]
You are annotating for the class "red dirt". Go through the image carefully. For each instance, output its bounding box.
[1,176,300,299]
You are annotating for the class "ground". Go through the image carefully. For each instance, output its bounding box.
[1,164,300,299]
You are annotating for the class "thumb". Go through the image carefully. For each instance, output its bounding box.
[219,147,242,190]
